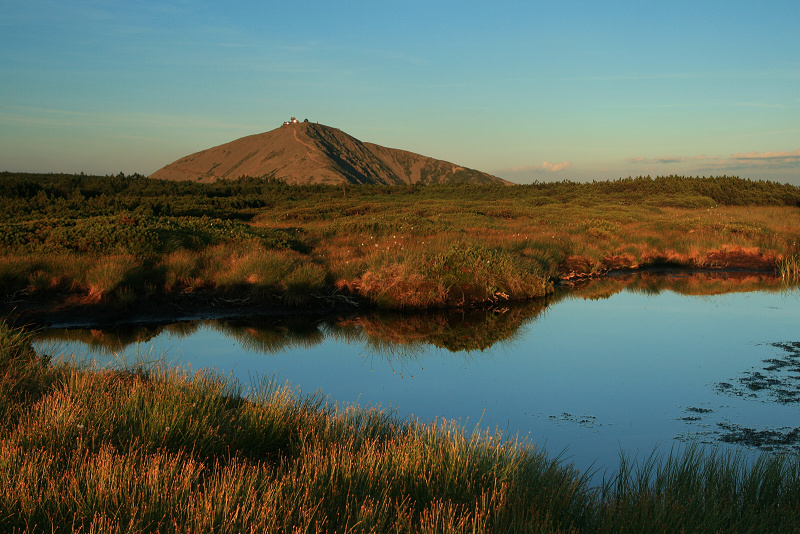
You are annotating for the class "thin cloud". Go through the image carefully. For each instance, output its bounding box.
[627,150,800,174]
[508,161,572,173]
[729,102,788,109]
[627,156,705,165]
[731,150,800,162]
[706,150,800,172]
[569,69,798,83]
[541,161,572,172]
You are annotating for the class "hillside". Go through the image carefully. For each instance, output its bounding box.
[150,120,509,185]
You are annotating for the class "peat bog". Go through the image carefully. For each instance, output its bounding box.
[32,274,800,471]
[3,173,800,531]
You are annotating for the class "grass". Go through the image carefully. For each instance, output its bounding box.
[2,321,800,532]
[2,175,800,312]
[779,254,800,281]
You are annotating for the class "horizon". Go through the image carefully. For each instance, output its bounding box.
[1,1,799,186]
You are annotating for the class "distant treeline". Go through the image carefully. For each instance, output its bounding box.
[1,172,798,219]
[528,175,800,207]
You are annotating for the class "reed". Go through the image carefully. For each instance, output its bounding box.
[2,322,799,532]
[778,254,800,280]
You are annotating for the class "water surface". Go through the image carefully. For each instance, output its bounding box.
[35,274,800,475]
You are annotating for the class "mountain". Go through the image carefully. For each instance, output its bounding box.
[149,120,510,185]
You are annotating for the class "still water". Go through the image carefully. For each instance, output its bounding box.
[34,274,800,476]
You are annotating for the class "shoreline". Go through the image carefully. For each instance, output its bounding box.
[3,262,786,330]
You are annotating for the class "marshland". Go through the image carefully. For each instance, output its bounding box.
[2,173,800,532]
[2,173,799,314]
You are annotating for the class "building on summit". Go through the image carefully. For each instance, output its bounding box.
[282,117,310,125]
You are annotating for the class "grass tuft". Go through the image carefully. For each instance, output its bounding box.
[778,254,800,280]
[2,321,799,532]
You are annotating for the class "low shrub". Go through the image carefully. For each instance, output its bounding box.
[2,174,799,310]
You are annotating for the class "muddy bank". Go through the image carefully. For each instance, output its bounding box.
[557,248,778,281]
[1,288,366,329]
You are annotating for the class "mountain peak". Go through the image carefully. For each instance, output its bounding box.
[150,121,509,185]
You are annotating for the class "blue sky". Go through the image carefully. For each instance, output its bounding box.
[2,1,799,184]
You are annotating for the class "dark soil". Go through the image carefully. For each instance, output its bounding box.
[1,288,366,329]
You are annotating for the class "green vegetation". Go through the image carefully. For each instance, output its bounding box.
[2,172,799,313]
[4,175,799,530]
[2,321,799,532]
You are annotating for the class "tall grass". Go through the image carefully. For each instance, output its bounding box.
[779,255,800,280]
[596,446,800,533]
[2,322,799,532]
[3,176,800,312]
[354,243,551,309]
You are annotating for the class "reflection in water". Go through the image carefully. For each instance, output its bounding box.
[559,270,790,301]
[40,271,790,358]
[36,324,179,355]
[31,273,800,475]
[345,302,547,352]
[216,316,329,354]
[38,300,550,358]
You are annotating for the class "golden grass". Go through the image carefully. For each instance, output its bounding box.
[2,320,799,532]
[3,194,799,310]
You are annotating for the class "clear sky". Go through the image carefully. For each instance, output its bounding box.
[2,0,799,184]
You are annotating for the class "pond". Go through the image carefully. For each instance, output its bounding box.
[33,272,800,477]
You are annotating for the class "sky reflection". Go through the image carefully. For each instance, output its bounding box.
[35,282,800,475]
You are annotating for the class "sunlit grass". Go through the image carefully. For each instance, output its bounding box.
[3,178,800,310]
[2,321,799,532]
[778,255,800,280]
[595,446,800,533]
[84,255,139,301]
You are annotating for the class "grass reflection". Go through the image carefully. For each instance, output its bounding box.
[210,316,327,354]
[33,273,799,361]
[559,271,797,302]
